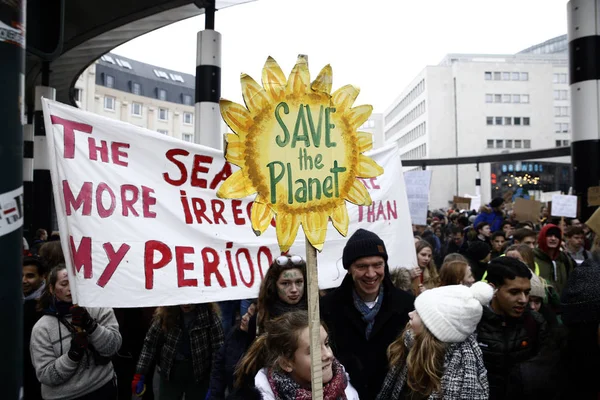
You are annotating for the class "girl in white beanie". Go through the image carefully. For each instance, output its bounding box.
[377,281,493,399]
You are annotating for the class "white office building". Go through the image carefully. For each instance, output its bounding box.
[384,35,571,209]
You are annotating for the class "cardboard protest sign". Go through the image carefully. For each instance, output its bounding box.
[453,196,472,210]
[551,194,578,218]
[513,198,542,223]
[585,206,600,234]
[41,99,414,308]
[404,170,431,226]
[588,186,600,207]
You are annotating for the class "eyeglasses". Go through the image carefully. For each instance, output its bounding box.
[275,255,304,266]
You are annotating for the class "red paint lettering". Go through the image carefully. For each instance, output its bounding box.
[176,246,197,287]
[232,200,245,225]
[120,185,140,217]
[192,198,212,224]
[163,148,189,186]
[201,247,226,287]
[63,180,92,216]
[211,200,227,224]
[144,240,172,289]
[50,115,93,159]
[257,246,273,280]
[142,186,157,218]
[225,242,238,286]
[88,138,109,163]
[191,155,213,188]
[96,182,116,218]
[97,243,130,288]
[236,248,254,288]
[210,162,233,189]
[70,236,92,279]
[111,142,130,166]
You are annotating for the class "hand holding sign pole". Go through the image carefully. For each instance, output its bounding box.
[217,55,383,399]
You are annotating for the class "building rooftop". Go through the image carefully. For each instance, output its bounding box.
[518,34,568,55]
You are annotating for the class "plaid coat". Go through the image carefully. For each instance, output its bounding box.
[377,332,489,399]
[135,304,224,382]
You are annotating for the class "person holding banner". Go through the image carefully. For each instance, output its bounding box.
[229,311,359,400]
[320,229,415,400]
[132,303,224,399]
[30,264,122,399]
[377,282,492,399]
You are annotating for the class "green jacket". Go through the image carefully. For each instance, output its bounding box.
[533,248,574,296]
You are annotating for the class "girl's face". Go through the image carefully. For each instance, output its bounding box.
[284,326,334,385]
[408,310,424,335]
[240,303,256,332]
[417,247,432,269]
[51,269,71,302]
[276,268,304,305]
[529,296,542,312]
[462,266,475,287]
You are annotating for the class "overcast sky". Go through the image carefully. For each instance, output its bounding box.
[113,0,568,113]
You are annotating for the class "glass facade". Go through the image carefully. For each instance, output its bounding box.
[490,161,571,199]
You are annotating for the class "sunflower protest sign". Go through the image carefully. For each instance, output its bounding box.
[218,56,383,251]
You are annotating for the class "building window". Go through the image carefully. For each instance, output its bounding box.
[524,140,531,149]
[496,139,503,149]
[502,72,510,81]
[105,74,114,88]
[495,117,503,125]
[502,94,511,103]
[514,117,521,125]
[520,72,529,81]
[493,72,501,80]
[131,102,142,116]
[154,69,169,79]
[183,133,194,142]
[132,82,141,95]
[553,90,560,100]
[158,89,167,101]
[485,94,493,103]
[157,129,168,135]
[555,123,561,133]
[511,72,520,80]
[512,94,521,103]
[523,117,530,126]
[486,116,493,125]
[554,89,568,100]
[504,117,512,125]
[73,88,82,102]
[104,96,115,110]
[563,140,570,146]
[158,108,168,121]
[515,140,522,149]
[494,94,502,103]
[183,94,193,105]
[183,112,193,125]
[521,94,529,103]
[487,140,494,149]
[506,140,513,148]
[556,140,562,147]
[554,73,567,84]
[555,106,569,116]
[485,72,492,80]
[562,123,569,132]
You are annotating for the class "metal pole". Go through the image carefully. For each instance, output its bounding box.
[23,122,34,241]
[194,0,222,149]
[475,163,481,197]
[568,0,600,221]
[0,1,26,398]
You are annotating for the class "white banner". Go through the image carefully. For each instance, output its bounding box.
[42,100,416,307]
[403,170,431,226]
[0,186,24,237]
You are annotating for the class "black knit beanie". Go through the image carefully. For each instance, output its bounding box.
[561,259,600,325]
[466,240,491,261]
[342,229,388,270]
[490,197,504,208]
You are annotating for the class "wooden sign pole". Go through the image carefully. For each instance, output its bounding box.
[305,236,323,399]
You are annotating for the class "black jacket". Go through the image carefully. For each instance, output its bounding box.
[23,299,43,400]
[476,307,548,400]
[320,274,414,400]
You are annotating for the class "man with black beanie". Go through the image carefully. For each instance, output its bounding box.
[320,229,414,400]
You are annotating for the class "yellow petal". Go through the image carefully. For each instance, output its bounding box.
[301,212,328,251]
[251,202,274,236]
[216,170,256,199]
[311,64,332,95]
[241,74,270,114]
[262,56,287,102]
[224,134,244,166]
[220,100,251,135]
[331,204,349,236]
[286,55,310,96]
[276,213,301,252]
[357,132,373,153]
[347,104,373,130]
[332,85,360,111]
[357,155,384,178]
[346,179,372,206]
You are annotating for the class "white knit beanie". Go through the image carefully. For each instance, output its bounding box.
[415,281,494,343]
[529,274,547,301]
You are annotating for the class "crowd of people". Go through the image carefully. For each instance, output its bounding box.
[20,198,600,399]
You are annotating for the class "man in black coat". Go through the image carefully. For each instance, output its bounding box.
[320,229,414,400]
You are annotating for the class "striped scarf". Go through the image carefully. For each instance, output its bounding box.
[352,285,384,339]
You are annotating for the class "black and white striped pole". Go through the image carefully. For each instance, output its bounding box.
[194,0,222,149]
[23,122,34,240]
[568,0,600,221]
[33,81,56,235]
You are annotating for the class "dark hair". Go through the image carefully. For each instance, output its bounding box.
[515,222,535,230]
[37,264,67,311]
[564,226,585,238]
[449,226,463,235]
[491,231,506,241]
[38,241,65,269]
[257,256,307,333]
[476,222,490,232]
[457,216,469,227]
[23,256,47,276]
[35,228,47,239]
[153,303,219,332]
[501,220,513,228]
[486,257,532,288]
[513,228,536,242]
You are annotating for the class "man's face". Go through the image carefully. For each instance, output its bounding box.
[503,224,514,237]
[516,235,536,249]
[492,236,506,252]
[452,232,463,245]
[546,234,561,249]
[571,219,582,228]
[41,230,48,241]
[23,265,44,296]
[492,277,531,318]
[541,207,549,218]
[479,225,491,237]
[567,234,584,250]
[349,256,385,301]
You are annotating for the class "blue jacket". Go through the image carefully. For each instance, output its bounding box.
[473,206,504,232]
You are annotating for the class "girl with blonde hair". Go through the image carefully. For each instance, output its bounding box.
[413,240,441,295]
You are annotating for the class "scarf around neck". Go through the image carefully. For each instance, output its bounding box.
[352,285,384,339]
[267,358,348,400]
[269,296,308,319]
[45,297,73,317]
[23,281,46,302]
